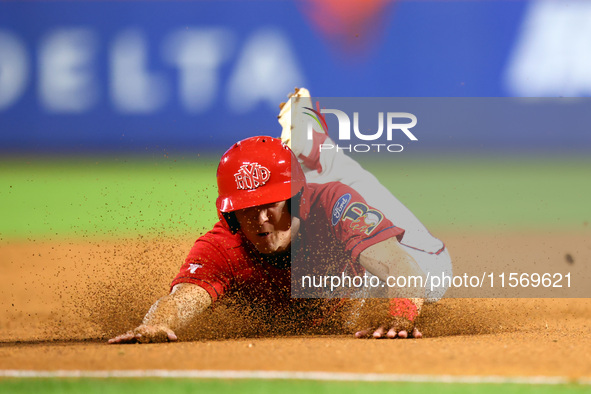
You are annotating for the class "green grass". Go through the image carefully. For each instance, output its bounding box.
[0,157,219,240]
[1,379,590,394]
[0,155,589,240]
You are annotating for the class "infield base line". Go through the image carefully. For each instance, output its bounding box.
[0,370,589,385]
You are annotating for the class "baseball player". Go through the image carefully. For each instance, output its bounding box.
[109,89,451,344]
[110,136,429,344]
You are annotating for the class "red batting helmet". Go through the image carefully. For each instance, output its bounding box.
[216,136,309,232]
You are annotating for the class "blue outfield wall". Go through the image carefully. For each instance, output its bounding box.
[0,0,590,154]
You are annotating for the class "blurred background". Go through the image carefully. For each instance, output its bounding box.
[0,0,590,239]
[3,0,591,153]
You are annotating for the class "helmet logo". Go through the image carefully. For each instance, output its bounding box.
[234,163,271,190]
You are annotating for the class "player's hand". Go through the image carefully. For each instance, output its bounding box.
[353,316,422,339]
[108,324,178,344]
[354,326,422,339]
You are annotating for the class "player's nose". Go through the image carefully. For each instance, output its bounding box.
[257,208,270,224]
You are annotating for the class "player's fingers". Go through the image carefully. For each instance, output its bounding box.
[108,331,135,344]
[354,329,372,338]
[372,326,387,339]
[411,327,422,339]
[166,330,178,342]
[108,335,134,344]
[137,327,177,343]
[386,327,398,339]
[397,330,408,339]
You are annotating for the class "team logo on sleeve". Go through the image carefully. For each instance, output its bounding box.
[234,163,271,190]
[332,193,351,226]
[341,202,384,235]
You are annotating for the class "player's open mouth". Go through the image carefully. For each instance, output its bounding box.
[258,232,270,237]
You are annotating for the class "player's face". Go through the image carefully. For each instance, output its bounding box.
[234,200,300,255]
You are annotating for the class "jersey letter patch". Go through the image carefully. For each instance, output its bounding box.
[341,202,384,235]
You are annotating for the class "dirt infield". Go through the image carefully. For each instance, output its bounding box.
[1,232,591,378]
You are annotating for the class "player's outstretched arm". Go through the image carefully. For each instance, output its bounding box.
[359,237,425,283]
[355,238,426,339]
[108,283,212,344]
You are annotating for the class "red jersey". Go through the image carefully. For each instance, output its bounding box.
[171,182,404,313]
